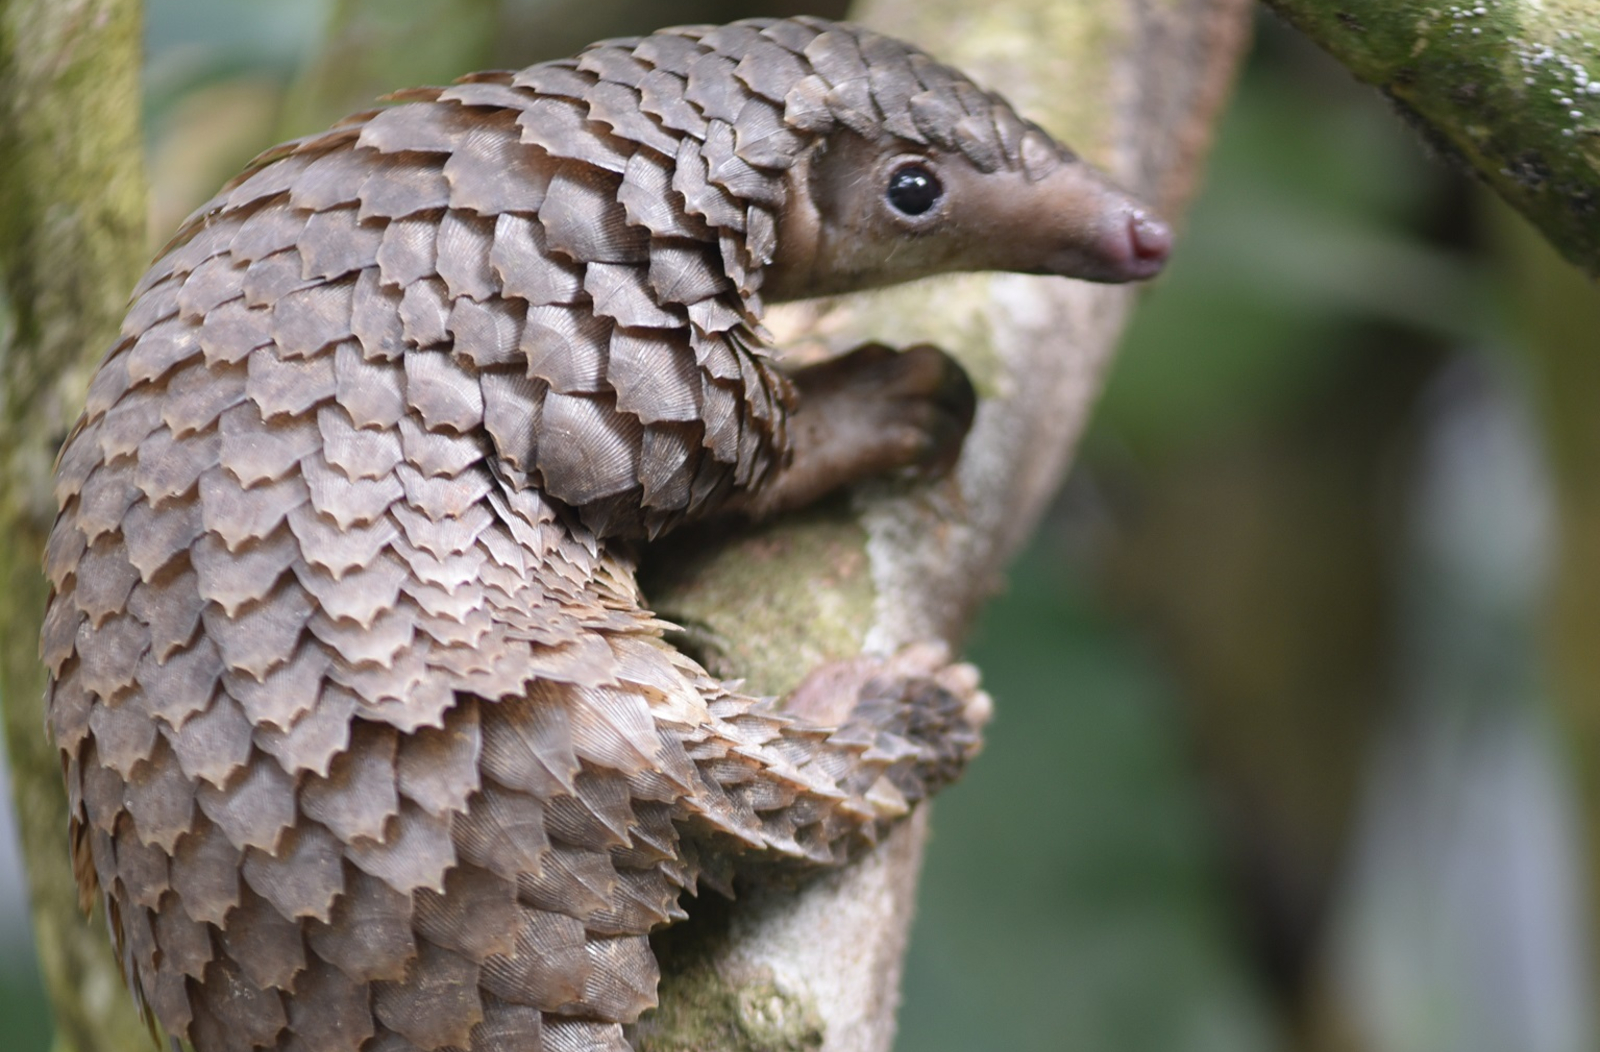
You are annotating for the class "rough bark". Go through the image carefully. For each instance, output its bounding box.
[635,0,1254,1048]
[0,1,150,1051]
[1259,0,1600,277]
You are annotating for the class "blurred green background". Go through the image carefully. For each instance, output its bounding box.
[3,3,1598,1051]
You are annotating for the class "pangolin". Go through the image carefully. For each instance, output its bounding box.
[41,16,1170,1052]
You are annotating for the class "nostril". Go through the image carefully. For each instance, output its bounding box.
[1128,211,1172,265]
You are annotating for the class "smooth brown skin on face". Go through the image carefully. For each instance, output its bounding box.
[754,128,1169,521]
[764,129,1171,301]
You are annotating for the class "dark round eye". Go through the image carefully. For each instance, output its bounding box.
[886,163,942,216]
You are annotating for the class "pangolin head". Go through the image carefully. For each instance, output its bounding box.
[748,21,1171,301]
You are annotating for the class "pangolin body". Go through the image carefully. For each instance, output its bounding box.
[42,17,1168,1052]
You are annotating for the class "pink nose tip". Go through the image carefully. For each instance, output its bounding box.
[1128,211,1172,273]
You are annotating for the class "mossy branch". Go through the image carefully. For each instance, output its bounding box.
[0,1,150,1051]
[1261,0,1600,277]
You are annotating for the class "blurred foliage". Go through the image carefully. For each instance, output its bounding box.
[275,0,500,138]
[0,962,51,1052]
[2,2,1593,1050]
[1492,137,1600,1019]
[900,531,1279,1052]
[1096,30,1496,459]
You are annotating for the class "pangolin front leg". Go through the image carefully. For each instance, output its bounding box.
[731,342,977,519]
[41,16,1169,1052]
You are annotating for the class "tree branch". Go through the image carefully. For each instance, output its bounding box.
[1260,0,1600,277]
[0,1,150,1051]
[634,0,1253,1048]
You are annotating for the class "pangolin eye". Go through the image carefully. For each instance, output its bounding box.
[885,162,942,216]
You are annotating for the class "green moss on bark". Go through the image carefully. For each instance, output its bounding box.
[1262,0,1600,275]
[0,2,151,1051]
[642,503,877,699]
[635,904,827,1052]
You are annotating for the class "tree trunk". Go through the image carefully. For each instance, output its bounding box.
[0,2,149,1051]
[636,0,1253,1047]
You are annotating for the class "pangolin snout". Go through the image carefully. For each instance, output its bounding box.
[1033,202,1172,284]
[1013,163,1172,285]
[1103,208,1172,282]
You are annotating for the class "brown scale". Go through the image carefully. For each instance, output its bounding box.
[43,16,1174,1052]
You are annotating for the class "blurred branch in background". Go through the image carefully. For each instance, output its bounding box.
[275,0,499,137]
[1331,348,1592,1052]
[275,0,854,140]
[1497,165,1600,1049]
[0,1,151,1051]
[1259,0,1600,278]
